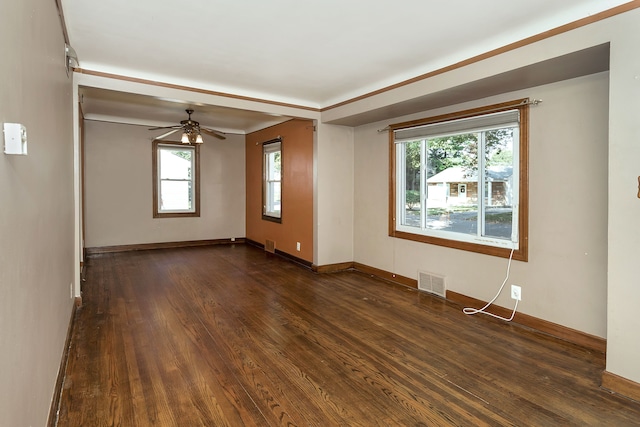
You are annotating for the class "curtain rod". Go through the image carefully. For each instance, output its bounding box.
[256,136,282,145]
[377,99,542,133]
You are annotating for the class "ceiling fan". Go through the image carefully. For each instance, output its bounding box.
[149,109,226,143]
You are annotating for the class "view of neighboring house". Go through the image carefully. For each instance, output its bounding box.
[427,165,513,208]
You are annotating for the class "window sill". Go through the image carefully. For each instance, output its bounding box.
[390,229,527,261]
[262,215,282,224]
[154,211,200,218]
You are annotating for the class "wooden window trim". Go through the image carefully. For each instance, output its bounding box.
[388,99,529,261]
[262,138,283,223]
[152,140,200,218]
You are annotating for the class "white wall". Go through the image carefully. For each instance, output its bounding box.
[0,0,76,425]
[606,8,640,386]
[84,121,245,247]
[354,73,609,338]
[315,123,355,266]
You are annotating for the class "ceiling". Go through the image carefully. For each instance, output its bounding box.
[62,0,630,134]
[78,87,293,135]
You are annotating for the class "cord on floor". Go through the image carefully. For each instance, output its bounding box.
[463,248,518,322]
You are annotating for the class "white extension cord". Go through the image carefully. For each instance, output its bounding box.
[463,248,518,321]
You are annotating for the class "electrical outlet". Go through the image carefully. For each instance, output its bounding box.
[511,285,522,301]
[296,242,301,251]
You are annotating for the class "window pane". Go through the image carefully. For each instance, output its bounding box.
[160,180,191,210]
[160,149,192,180]
[483,128,515,239]
[402,141,421,227]
[267,151,281,181]
[425,134,478,236]
[267,181,281,216]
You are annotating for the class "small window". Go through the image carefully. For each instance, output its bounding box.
[263,138,282,222]
[390,99,529,260]
[153,140,200,218]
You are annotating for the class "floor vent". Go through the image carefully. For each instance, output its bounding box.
[418,270,447,298]
[265,239,276,253]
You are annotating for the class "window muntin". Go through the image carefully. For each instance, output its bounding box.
[263,139,282,221]
[153,141,200,218]
[390,100,528,260]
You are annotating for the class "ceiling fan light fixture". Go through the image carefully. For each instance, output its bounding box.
[150,109,226,143]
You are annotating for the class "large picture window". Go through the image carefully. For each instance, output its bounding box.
[153,140,200,218]
[390,99,529,260]
[263,138,282,222]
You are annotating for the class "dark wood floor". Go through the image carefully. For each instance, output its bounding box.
[57,244,640,426]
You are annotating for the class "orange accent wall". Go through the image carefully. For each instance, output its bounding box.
[246,119,314,262]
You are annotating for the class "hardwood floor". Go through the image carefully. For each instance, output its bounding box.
[57,245,640,426]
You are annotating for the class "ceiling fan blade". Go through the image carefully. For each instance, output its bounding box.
[148,125,181,131]
[153,129,180,139]
[201,127,227,140]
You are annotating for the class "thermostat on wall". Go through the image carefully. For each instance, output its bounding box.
[4,123,28,155]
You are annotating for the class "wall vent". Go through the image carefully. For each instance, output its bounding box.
[265,239,276,253]
[417,270,447,298]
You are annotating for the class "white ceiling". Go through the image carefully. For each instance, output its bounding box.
[62,0,630,133]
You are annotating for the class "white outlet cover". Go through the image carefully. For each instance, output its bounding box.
[4,123,28,155]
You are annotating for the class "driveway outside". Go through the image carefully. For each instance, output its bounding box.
[404,207,513,239]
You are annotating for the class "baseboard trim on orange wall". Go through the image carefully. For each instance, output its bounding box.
[245,238,263,249]
[245,239,313,268]
[602,371,640,403]
[274,249,313,269]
